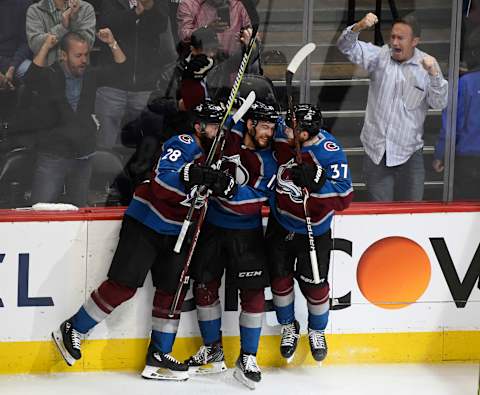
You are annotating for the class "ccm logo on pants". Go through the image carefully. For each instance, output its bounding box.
[238,271,263,278]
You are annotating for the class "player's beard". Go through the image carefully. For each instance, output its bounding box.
[251,127,271,150]
[199,133,215,155]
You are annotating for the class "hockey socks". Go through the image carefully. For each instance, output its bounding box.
[271,275,295,325]
[194,281,222,345]
[239,289,264,354]
[71,280,137,334]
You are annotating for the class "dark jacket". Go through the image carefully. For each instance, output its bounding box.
[0,0,32,72]
[97,0,169,91]
[23,62,102,158]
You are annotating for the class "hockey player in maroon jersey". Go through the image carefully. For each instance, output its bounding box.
[183,100,278,389]
[51,100,236,381]
[266,104,353,362]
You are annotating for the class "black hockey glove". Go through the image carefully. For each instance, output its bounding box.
[182,54,215,80]
[181,163,217,189]
[290,163,326,192]
[209,171,237,199]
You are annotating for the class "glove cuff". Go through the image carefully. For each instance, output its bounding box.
[182,162,193,183]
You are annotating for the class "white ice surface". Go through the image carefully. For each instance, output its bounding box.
[0,364,478,395]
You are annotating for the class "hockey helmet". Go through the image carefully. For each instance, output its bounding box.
[294,104,323,137]
[244,100,279,124]
[193,99,226,124]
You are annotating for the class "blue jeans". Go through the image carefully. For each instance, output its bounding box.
[31,153,93,207]
[363,149,425,202]
[95,87,152,149]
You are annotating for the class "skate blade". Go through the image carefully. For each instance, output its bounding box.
[190,361,227,375]
[141,365,189,381]
[233,367,257,390]
[51,330,76,367]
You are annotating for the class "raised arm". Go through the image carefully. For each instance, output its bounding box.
[336,12,382,73]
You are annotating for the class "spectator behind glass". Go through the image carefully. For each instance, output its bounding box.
[0,0,32,90]
[24,30,126,207]
[26,0,96,66]
[95,0,170,150]
[177,0,250,57]
[433,29,480,200]
[337,13,448,202]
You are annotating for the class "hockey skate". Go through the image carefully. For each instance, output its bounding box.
[51,320,82,366]
[185,343,227,375]
[233,351,261,390]
[308,328,328,362]
[141,345,189,381]
[280,320,300,361]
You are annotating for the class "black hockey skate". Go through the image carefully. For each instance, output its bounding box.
[280,320,300,361]
[233,351,261,390]
[185,342,227,375]
[308,328,328,362]
[141,344,189,381]
[51,320,82,366]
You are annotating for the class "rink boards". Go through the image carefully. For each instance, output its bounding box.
[0,204,479,374]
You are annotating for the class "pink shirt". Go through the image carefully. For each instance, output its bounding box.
[177,0,251,55]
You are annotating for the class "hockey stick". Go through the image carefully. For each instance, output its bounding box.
[168,91,256,318]
[285,42,321,285]
[173,1,260,254]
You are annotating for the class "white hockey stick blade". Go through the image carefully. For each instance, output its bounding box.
[310,250,321,284]
[233,91,256,124]
[286,42,316,75]
[174,219,191,253]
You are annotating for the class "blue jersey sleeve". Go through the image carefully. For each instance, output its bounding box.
[153,134,201,193]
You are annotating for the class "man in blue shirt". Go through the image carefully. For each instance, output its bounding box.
[433,32,480,199]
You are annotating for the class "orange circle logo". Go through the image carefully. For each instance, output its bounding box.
[357,237,431,309]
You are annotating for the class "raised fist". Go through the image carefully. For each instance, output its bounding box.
[97,28,115,45]
[355,13,378,31]
[43,34,58,50]
[421,55,439,76]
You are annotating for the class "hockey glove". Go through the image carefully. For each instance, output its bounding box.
[181,163,217,189]
[290,163,326,192]
[209,171,237,199]
[182,54,215,80]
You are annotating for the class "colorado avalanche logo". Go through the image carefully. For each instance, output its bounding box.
[179,134,193,144]
[180,185,208,208]
[223,154,249,186]
[276,158,303,204]
[324,141,339,151]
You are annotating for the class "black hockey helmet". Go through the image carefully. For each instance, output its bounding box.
[244,100,279,124]
[294,104,323,137]
[193,99,226,124]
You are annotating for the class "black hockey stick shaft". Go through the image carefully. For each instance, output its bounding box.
[285,43,321,284]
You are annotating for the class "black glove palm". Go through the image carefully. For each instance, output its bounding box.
[181,163,237,198]
[290,163,326,192]
[182,54,215,80]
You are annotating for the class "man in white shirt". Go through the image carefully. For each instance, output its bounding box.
[337,13,448,201]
